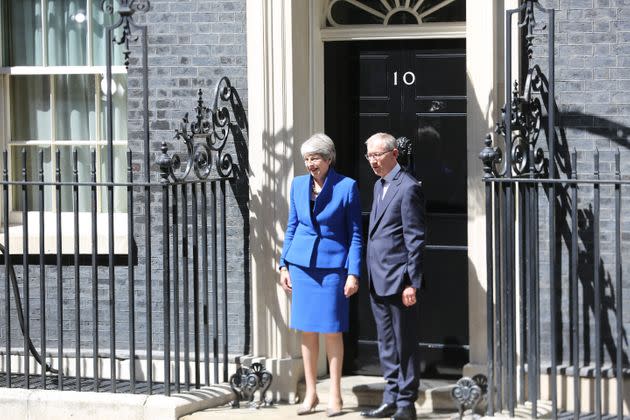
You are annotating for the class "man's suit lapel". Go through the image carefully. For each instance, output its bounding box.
[369,171,403,237]
[369,180,381,227]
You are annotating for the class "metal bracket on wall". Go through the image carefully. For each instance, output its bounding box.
[229,362,273,409]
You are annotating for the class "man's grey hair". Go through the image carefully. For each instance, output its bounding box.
[301,133,336,165]
[365,132,397,150]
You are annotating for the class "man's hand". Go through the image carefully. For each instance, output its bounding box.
[402,286,417,307]
[280,268,292,293]
[344,275,359,297]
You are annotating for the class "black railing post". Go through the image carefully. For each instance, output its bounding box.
[55,149,63,390]
[21,149,30,389]
[535,185,541,415]
[128,151,136,393]
[505,180,515,417]
[570,150,579,420]
[530,179,540,419]
[593,150,602,419]
[495,182,503,414]
[504,9,516,413]
[91,150,99,392]
[73,149,81,391]
[211,181,219,384]
[220,179,228,383]
[182,183,190,390]
[2,150,9,388]
[39,150,46,390]
[141,21,153,392]
[614,150,622,420]
[172,182,180,394]
[518,180,526,406]
[201,182,210,386]
[547,9,558,420]
[480,134,498,416]
[525,138,534,418]
[105,20,117,395]
[157,142,173,396]
[192,182,200,387]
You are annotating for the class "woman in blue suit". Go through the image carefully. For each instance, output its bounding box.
[279,133,363,417]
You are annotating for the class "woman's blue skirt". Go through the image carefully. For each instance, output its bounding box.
[289,264,348,333]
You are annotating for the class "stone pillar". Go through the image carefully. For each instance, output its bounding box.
[464,0,510,376]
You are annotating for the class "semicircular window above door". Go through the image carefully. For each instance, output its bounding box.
[326,0,465,26]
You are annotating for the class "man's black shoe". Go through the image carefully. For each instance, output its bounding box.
[360,402,397,418]
[390,405,416,420]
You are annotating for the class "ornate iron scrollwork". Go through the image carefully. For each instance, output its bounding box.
[157,78,241,182]
[229,362,273,409]
[495,77,546,177]
[101,0,150,69]
[493,0,549,178]
[451,374,488,420]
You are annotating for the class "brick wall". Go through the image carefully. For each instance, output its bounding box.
[528,0,630,367]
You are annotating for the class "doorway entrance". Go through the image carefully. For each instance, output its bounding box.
[325,39,468,377]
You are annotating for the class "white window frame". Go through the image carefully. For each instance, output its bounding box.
[0,0,129,254]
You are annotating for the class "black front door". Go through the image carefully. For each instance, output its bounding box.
[325,39,468,377]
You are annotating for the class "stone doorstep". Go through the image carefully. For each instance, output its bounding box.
[0,384,235,420]
[297,376,460,413]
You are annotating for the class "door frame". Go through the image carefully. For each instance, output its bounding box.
[246,0,508,396]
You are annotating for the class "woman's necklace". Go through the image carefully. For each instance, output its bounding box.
[312,180,323,198]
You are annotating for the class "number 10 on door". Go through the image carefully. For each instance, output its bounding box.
[393,71,416,86]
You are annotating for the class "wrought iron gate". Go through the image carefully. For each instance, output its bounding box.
[481,1,628,419]
[0,1,247,396]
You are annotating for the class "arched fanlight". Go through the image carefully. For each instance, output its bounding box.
[326,0,463,27]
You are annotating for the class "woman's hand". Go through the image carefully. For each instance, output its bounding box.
[344,274,359,297]
[280,268,292,293]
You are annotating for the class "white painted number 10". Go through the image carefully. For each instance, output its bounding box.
[393,71,416,86]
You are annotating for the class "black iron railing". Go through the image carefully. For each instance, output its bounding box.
[482,145,628,419]
[0,0,247,397]
[0,83,245,396]
[481,1,628,419]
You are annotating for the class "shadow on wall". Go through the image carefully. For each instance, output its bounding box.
[249,127,296,352]
[226,85,251,355]
[536,71,630,369]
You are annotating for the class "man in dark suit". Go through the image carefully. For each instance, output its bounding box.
[361,133,425,420]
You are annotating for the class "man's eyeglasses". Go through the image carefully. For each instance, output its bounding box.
[364,150,393,161]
